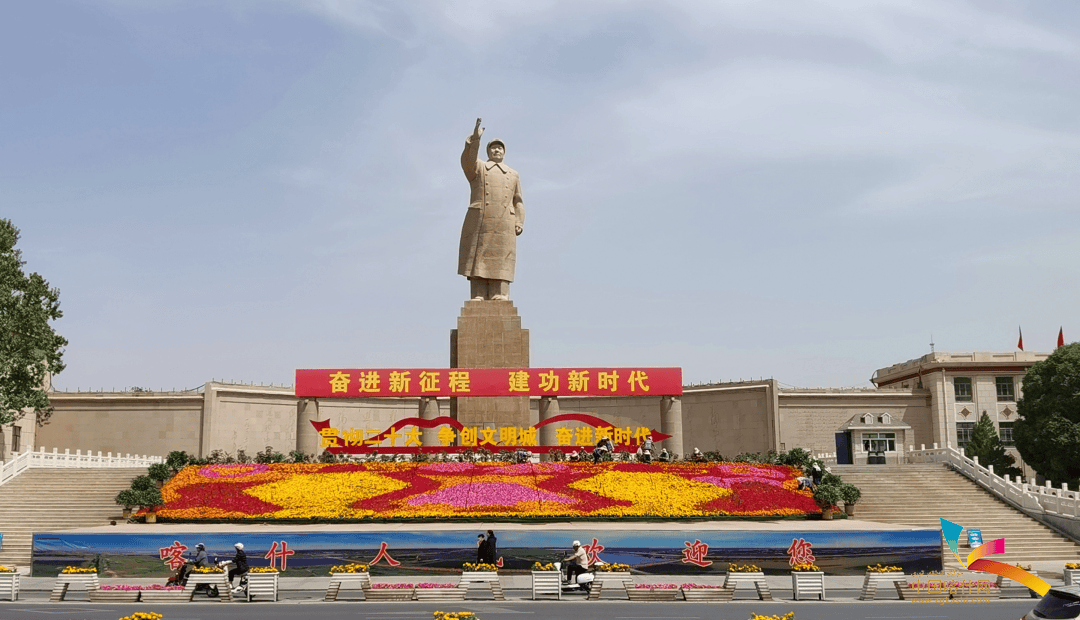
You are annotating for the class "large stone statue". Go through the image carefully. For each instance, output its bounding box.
[458,118,525,301]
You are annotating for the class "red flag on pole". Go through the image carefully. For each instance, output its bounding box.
[1017,326,1024,351]
[1058,327,1065,349]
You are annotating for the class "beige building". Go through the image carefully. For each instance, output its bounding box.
[17,351,1046,470]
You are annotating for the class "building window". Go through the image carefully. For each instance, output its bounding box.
[957,422,975,448]
[862,432,896,452]
[999,422,1015,446]
[879,413,892,424]
[11,426,20,453]
[954,377,973,402]
[995,377,1015,402]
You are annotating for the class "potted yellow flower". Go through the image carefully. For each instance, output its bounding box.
[724,564,772,600]
[326,563,372,601]
[1064,563,1079,586]
[790,562,825,600]
[859,564,905,600]
[530,563,561,600]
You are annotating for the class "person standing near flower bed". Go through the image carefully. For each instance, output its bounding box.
[483,531,497,565]
[475,535,488,564]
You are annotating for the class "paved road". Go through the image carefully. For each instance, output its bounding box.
[0,597,1039,620]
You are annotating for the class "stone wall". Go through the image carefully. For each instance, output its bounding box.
[35,392,204,457]
[681,383,775,458]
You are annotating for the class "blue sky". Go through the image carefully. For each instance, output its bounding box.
[4,1,1078,392]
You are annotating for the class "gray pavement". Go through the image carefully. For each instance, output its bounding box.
[0,573,1057,620]
[0,598,1043,620]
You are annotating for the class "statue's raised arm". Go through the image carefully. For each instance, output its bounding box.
[457,119,524,302]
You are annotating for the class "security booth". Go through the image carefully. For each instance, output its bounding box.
[838,413,911,465]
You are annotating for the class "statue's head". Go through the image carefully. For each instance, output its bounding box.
[486,139,505,163]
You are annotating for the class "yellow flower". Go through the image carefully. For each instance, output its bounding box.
[568,470,731,517]
[244,471,408,519]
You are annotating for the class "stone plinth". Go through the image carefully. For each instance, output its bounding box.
[450,300,530,430]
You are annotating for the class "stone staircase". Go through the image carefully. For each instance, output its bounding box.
[836,463,1080,562]
[0,468,147,571]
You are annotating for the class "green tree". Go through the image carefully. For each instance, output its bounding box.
[964,412,1021,477]
[1014,343,1080,487]
[1,219,66,426]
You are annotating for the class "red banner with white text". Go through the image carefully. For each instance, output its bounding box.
[295,367,682,398]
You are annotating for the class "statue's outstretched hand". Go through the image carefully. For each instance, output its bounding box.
[473,118,484,139]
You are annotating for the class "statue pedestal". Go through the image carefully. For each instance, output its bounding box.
[450,300,530,431]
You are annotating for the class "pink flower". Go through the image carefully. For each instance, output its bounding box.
[407,482,573,507]
[198,463,270,479]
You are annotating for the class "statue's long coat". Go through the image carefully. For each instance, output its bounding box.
[458,135,525,282]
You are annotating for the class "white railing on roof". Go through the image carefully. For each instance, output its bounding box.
[905,443,1079,522]
[0,447,162,488]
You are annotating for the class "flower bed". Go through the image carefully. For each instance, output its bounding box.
[60,567,96,574]
[0,567,15,573]
[330,563,370,573]
[249,567,279,573]
[532,563,557,571]
[190,566,225,574]
[156,461,818,520]
[462,563,497,572]
[418,583,459,588]
[595,563,630,572]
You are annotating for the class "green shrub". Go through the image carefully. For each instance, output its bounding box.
[288,450,309,463]
[137,487,163,511]
[821,472,843,487]
[165,451,190,471]
[147,463,170,484]
[838,483,861,506]
[115,489,139,508]
[813,484,843,509]
[781,448,813,469]
[733,452,761,463]
[130,475,156,492]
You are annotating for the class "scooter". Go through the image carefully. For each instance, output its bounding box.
[552,560,597,595]
[218,560,249,600]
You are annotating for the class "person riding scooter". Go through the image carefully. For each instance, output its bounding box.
[563,540,590,584]
[226,542,249,594]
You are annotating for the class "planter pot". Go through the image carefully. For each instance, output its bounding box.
[50,574,101,602]
[325,572,372,602]
[0,572,20,601]
[791,571,826,600]
[845,504,856,517]
[531,571,562,600]
[821,508,834,520]
[1064,569,1080,587]
[364,588,415,601]
[145,511,157,523]
[89,589,141,602]
[860,572,906,600]
[458,571,505,600]
[681,587,733,602]
[724,572,773,600]
[122,508,132,519]
[245,572,279,601]
[139,589,191,602]
[186,572,230,602]
[625,587,679,601]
